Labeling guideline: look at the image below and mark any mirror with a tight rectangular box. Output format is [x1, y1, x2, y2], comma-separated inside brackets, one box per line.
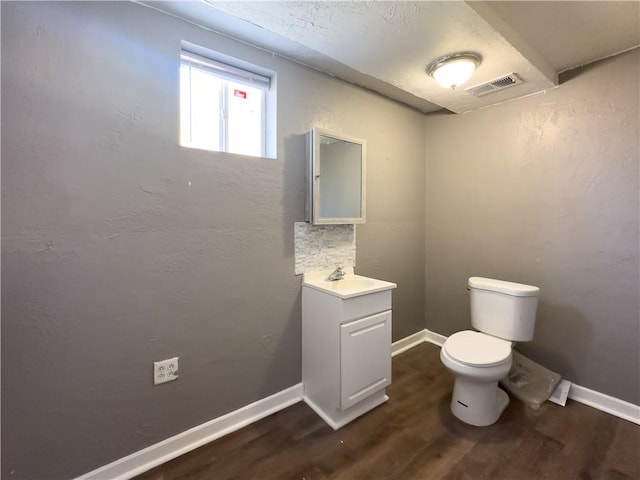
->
[305, 127, 366, 224]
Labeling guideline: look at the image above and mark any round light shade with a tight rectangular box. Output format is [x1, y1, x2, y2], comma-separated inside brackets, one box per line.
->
[427, 52, 481, 89]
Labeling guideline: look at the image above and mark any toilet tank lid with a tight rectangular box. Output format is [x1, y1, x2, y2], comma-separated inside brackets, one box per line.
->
[468, 277, 540, 297]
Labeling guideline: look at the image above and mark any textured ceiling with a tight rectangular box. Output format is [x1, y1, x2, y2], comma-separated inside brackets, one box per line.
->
[487, 1, 640, 72]
[143, 0, 640, 113]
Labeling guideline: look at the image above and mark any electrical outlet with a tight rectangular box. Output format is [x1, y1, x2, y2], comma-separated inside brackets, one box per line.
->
[154, 357, 179, 385]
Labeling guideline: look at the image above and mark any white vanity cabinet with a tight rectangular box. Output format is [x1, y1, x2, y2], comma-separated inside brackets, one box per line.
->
[302, 281, 395, 430]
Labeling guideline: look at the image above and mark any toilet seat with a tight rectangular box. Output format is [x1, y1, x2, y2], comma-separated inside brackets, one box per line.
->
[444, 330, 511, 367]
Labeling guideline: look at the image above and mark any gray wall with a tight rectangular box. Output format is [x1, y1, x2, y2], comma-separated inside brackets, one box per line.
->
[425, 49, 639, 405]
[1, 2, 426, 478]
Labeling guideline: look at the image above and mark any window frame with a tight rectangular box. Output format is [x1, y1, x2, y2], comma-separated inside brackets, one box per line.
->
[180, 48, 273, 158]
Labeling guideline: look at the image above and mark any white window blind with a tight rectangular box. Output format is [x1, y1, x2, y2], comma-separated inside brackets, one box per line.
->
[180, 51, 270, 91]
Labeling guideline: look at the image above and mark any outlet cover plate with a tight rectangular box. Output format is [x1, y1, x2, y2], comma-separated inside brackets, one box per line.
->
[154, 357, 179, 385]
[549, 379, 571, 406]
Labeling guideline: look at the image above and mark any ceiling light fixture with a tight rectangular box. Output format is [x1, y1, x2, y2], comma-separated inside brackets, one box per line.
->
[426, 52, 482, 90]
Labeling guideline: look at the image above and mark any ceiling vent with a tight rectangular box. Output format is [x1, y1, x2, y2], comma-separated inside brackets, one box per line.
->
[465, 73, 523, 97]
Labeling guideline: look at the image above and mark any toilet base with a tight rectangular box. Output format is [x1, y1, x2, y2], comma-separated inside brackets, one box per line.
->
[450, 378, 510, 426]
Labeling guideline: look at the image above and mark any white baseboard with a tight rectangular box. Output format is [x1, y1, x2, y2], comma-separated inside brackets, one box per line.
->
[75, 383, 304, 480]
[391, 328, 447, 356]
[392, 329, 427, 356]
[569, 383, 640, 425]
[397, 328, 640, 425]
[423, 329, 447, 347]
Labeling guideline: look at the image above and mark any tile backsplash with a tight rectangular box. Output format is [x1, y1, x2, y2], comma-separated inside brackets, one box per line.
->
[294, 222, 356, 275]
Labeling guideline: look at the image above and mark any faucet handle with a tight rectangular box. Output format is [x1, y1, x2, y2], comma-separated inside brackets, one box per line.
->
[325, 265, 346, 281]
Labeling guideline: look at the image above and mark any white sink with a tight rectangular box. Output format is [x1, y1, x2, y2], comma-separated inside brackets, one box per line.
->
[303, 267, 397, 299]
[325, 277, 376, 291]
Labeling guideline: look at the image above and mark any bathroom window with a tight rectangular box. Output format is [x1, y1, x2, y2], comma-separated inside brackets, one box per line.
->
[180, 48, 274, 158]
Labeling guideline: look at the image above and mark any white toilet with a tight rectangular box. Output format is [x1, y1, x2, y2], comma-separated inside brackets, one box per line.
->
[440, 276, 540, 427]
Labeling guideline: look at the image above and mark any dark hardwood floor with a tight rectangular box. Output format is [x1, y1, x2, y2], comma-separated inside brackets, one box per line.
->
[136, 343, 639, 480]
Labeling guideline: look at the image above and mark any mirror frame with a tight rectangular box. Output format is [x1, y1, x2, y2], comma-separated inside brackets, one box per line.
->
[305, 127, 367, 225]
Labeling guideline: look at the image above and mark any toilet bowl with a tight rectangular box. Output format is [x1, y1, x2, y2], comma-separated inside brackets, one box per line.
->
[440, 277, 540, 427]
[440, 330, 513, 426]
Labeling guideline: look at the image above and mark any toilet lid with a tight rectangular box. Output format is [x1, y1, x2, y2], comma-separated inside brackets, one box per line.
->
[444, 330, 512, 367]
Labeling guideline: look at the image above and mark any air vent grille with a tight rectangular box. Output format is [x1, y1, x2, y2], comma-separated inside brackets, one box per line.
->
[465, 73, 523, 97]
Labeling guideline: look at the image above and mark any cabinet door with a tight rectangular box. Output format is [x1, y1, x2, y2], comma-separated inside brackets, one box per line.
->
[306, 127, 366, 225]
[340, 310, 392, 410]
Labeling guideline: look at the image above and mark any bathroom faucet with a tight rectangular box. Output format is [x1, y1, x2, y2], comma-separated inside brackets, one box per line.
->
[326, 266, 346, 281]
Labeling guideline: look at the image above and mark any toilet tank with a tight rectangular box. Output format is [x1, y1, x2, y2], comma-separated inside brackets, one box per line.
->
[469, 277, 540, 342]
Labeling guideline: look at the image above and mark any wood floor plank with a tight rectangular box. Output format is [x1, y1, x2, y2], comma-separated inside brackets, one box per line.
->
[135, 343, 640, 480]
[599, 419, 640, 480]
[440, 402, 536, 479]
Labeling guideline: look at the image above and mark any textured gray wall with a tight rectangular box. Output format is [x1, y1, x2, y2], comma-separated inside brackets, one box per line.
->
[1, 2, 425, 478]
[425, 49, 639, 405]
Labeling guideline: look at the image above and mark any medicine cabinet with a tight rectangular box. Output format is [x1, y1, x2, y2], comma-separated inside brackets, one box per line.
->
[305, 127, 366, 225]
